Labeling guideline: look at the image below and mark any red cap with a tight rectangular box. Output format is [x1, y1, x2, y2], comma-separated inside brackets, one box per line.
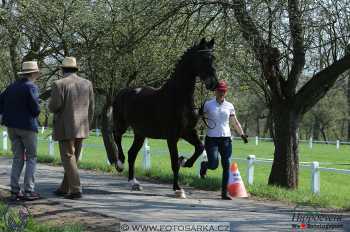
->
[216, 80, 228, 92]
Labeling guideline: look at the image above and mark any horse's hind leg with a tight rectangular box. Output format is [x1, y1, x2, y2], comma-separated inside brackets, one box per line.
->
[128, 134, 145, 191]
[179, 129, 204, 168]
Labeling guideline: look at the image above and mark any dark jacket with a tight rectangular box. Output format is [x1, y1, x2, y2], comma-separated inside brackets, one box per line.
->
[0, 78, 40, 132]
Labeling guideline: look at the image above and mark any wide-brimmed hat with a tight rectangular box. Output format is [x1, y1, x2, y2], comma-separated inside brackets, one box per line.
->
[17, 61, 40, 75]
[61, 57, 78, 69]
[216, 80, 228, 92]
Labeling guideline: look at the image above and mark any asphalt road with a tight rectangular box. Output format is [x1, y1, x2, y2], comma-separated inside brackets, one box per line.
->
[0, 157, 348, 232]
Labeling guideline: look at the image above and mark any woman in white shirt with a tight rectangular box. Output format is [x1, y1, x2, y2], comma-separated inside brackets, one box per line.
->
[200, 80, 248, 200]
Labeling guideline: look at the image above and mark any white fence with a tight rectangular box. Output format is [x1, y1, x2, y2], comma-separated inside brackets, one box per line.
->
[92, 130, 349, 150]
[3, 127, 350, 149]
[253, 136, 348, 149]
[241, 155, 350, 195]
[91, 128, 350, 149]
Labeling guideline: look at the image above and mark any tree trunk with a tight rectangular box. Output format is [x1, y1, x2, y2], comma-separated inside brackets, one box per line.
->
[312, 118, 320, 140]
[44, 113, 49, 127]
[243, 120, 248, 134]
[263, 111, 272, 137]
[101, 98, 118, 165]
[320, 126, 328, 143]
[9, 37, 19, 80]
[256, 116, 260, 137]
[308, 125, 313, 140]
[268, 100, 300, 188]
[347, 47, 350, 141]
[347, 75, 350, 140]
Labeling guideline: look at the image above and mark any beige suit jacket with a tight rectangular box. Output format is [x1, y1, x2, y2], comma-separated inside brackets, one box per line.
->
[49, 73, 94, 141]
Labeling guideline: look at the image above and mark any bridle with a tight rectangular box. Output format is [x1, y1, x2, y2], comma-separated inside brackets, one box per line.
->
[194, 85, 217, 130]
[192, 48, 217, 129]
[198, 100, 217, 130]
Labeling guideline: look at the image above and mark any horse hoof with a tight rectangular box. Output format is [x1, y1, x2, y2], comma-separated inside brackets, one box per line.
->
[175, 189, 186, 199]
[184, 160, 194, 168]
[131, 184, 143, 191]
[178, 156, 187, 167]
[115, 160, 124, 173]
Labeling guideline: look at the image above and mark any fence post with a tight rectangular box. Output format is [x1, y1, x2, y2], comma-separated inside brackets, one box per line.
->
[255, 136, 259, 146]
[247, 155, 256, 185]
[2, 130, 8, 152]
[79, 147, 84, 161]
[311, 161, 320, 194]
[309, 137, 313, 149]
[48, 136, 54, 156]
[336, 140, 340, 150]
[96, 128, 100, 137]
[143, 138, 151, 171]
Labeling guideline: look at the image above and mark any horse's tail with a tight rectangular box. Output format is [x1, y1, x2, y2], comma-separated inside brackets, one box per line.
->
[112, 89, 127, 132]
[112, 90, 123, 146]
[111, 89, 129, 172]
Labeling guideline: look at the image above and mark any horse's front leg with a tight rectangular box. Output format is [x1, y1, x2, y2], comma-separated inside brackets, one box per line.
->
[167, 138, 182, 191]
[179, 129, 204, 168]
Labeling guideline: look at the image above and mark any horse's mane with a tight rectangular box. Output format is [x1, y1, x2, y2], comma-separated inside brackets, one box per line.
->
[162, 43, 202, 90]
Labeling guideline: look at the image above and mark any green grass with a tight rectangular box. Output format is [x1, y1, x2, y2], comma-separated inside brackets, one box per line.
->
[0, 202, 82, 232]
[1, 127, 350, 209]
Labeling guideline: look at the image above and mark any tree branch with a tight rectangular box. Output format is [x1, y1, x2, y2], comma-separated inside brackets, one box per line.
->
[229, 0, 288, 100]
[286, 0, 305, 93]
[230, 0, 267, 62]
[295, 53, 350, 114]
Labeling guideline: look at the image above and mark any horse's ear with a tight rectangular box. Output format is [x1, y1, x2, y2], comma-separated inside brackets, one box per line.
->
[199, 38, 206, 46]
[208, 39, 215, 48]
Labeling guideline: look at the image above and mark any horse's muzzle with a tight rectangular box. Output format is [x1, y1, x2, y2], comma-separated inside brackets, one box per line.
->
[205, 78, 218, 91]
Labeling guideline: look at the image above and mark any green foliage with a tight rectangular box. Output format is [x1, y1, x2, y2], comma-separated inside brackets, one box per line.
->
[0, 202, 82, 232]
[301, 81, 348, 140]
[0, 0, 349, 140]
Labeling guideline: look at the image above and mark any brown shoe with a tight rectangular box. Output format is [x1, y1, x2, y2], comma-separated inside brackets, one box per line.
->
[64, 192, 82, 200]
[221, 192, 233, 200]
[200, 161, 208, 179]
[23, 191, 41, 201]
[9, 191, 24, 201]
[53, 189, 67, 197]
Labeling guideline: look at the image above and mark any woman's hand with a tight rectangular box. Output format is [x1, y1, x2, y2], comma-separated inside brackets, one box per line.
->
[241, 134, 248, 144]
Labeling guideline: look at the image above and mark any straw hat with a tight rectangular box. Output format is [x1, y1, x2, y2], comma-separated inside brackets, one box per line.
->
[61, 57, 78, 69]
[17, 61, 40, 75]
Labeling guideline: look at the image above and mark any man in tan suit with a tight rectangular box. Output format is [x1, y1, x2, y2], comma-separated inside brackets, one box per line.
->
[49, 57, 94, 199]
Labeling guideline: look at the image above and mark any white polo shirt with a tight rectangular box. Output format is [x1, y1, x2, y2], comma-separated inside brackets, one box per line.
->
[203, 98, 235, 137]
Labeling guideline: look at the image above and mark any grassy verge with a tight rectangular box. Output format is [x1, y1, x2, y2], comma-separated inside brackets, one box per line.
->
[0, 202, 82, 232]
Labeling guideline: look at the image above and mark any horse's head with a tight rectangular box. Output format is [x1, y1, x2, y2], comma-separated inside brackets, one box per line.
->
[191, 38, 218, 91]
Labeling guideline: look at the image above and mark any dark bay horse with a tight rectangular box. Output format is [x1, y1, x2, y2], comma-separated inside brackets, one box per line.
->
[112, 38, 218, 195]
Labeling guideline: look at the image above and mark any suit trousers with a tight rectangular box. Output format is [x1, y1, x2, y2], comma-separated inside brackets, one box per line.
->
[58, 139, 83, 194]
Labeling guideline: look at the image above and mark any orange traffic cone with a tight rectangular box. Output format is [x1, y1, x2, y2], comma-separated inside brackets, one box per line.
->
[227, 162, 248, 198]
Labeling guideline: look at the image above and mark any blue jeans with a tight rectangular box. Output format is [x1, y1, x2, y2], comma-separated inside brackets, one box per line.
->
[204, 136, 232, 194]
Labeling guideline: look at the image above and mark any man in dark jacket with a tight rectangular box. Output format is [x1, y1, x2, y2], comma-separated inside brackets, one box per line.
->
[0, 61, 41, 201]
